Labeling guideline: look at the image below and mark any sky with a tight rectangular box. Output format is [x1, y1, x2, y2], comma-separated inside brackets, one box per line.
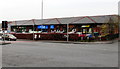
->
[0, 0, 119, 22]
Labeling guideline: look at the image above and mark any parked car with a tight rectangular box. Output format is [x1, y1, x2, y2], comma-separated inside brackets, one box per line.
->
[2, 34, 17, 41]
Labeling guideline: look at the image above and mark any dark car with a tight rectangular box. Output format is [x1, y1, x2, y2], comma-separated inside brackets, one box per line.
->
[2, 34, 17, 41]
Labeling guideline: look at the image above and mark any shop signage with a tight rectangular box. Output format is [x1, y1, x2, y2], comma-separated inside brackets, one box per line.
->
[81, 25, 90, 27]
[37, 25, 48, 29]
[50, 25, 54, 29]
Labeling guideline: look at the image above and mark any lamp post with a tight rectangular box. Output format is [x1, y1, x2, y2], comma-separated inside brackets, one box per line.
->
[41, 0, 43, 20]
[41, 0, 44, 32]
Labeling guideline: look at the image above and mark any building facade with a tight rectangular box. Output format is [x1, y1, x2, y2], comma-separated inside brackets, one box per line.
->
[8, 15, 119, 41]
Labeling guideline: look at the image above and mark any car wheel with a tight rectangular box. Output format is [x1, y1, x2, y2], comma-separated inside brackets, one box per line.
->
[9, 39, 11, 41]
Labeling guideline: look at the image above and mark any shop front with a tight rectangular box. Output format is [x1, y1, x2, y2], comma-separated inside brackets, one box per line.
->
[10, 23, 108, 41]
[9, 15, 119, 41]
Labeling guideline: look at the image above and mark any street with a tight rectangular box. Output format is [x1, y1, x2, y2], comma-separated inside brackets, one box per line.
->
[2, 40, 118, 67]
[0, 40, 2, 68]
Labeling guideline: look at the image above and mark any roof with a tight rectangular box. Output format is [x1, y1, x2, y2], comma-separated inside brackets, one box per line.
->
[8, 15, 119, 26]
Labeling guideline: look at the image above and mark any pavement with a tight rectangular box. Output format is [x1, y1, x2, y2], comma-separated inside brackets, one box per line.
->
[43, 40, 115, 44]
[23, 38, 118, 44]
[0, 40, 11, 45]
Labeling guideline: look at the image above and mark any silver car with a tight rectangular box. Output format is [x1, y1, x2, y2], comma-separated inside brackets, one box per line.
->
[2, 34, 17, 41]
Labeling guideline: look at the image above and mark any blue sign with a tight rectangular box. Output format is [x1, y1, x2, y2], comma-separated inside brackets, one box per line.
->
[45, 25, 48, 29]
[50, 25, 54, 29]
[37, 25, 48, 29]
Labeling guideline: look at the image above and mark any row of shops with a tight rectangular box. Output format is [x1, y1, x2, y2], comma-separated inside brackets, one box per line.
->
[7, 15, 119, 41]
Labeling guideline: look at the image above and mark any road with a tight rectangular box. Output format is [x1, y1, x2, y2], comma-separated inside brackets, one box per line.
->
[2, 40, 118, 67]
[0, 40, 2, 68]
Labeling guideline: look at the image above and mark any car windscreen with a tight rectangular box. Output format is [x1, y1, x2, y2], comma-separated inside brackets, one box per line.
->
[7, 34, 16, 38]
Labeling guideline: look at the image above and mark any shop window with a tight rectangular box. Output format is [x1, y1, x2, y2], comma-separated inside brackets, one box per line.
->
[88, 28, 92, 33]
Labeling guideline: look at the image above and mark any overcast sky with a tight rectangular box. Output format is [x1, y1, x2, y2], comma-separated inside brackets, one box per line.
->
[0, 0, 119, 22]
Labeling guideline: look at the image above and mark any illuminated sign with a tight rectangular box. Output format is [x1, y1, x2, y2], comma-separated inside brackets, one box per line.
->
[81, 25, 90, 27]
[50, 25, 54, 29]
[37, 25, 48, 29]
